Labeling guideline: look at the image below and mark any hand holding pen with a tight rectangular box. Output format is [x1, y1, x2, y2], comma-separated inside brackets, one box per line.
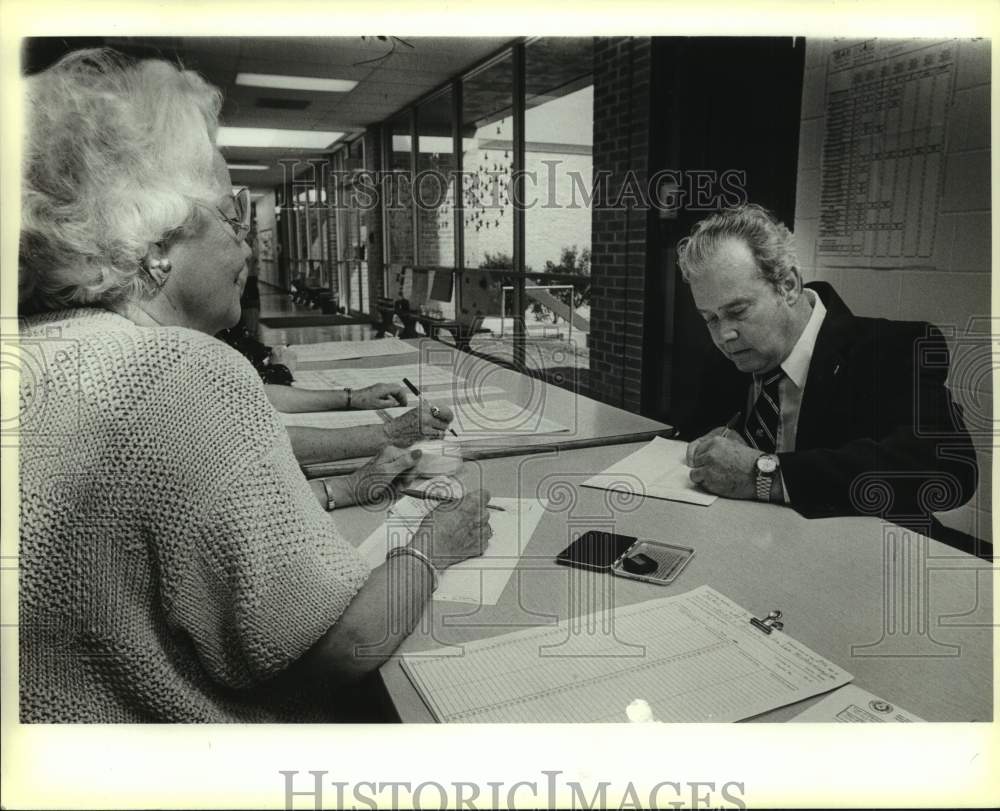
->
[686, 411, 743, 466]
[720, 411, 743, 440]
[402, 377, 459, 438]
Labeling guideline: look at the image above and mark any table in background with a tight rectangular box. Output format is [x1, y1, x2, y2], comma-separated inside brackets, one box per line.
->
[331, 442, 993, 723]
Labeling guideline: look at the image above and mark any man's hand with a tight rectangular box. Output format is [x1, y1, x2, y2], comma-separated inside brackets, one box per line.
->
[686, 434, 759, 500]
[351, 383, 408, 409]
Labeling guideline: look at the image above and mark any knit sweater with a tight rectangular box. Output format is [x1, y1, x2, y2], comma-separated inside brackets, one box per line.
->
[18, 308, 370, 722]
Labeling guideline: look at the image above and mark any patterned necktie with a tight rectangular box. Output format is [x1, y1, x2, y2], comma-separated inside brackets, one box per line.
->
[742, 369, 784, 452]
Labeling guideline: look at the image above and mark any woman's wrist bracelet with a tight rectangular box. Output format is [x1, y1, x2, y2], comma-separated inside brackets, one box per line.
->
[386, 545, 439, 592]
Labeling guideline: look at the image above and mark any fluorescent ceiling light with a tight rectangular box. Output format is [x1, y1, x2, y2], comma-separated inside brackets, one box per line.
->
[227, 163, 270, 171]
[236, 72, 358, 93]
[218, 127, 343, 150]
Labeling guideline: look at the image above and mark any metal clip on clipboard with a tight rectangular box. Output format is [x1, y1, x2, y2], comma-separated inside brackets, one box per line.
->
[750, 609, 784, 634]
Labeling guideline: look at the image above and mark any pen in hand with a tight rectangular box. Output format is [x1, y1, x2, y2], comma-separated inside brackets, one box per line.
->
[721, 411, 743, 440]
[402, 376, 459, 438]
[401, 486, 505, 511]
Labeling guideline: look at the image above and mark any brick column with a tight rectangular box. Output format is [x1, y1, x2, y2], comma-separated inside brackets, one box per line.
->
[587, 36, 652, 413]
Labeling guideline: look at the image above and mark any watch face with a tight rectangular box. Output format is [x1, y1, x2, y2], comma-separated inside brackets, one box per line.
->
[757, 455, 778, 474]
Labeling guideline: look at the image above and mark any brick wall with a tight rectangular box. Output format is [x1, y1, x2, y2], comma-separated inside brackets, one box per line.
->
[795, 38, 991, 542]
[587, 36, 652, 412]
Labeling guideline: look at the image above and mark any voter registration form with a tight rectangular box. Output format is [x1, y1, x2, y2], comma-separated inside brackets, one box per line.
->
[402, 586, 852, 723]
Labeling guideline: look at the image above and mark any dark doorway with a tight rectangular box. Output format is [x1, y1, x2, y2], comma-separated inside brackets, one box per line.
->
[642, 37, 807, 425]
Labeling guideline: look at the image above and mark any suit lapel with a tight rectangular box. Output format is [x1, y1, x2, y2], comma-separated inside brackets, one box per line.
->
[796, 283, 855, 450]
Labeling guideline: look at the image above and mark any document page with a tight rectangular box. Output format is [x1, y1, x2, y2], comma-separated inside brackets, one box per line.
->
[401, 585, 852, 722]
[357, 495, 547, 605]
[582, 436, 716, 506]
[280, 397, 560, 440]
[291, 337, 418, 362]
[790, 684, 925, 722]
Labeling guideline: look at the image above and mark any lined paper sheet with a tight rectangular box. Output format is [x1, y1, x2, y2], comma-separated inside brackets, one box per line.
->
[291, 337, 418, 362]
[357, 496, 547, 605]
[279, 398, 565, 440]
[582, 436, 717, 506]
[293, 364, 463, 391]
[401, 585, 852, 722]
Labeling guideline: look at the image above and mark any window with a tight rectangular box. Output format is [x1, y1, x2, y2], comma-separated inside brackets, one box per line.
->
[385, 111, 414, 267]
[461, 53, 514, 271]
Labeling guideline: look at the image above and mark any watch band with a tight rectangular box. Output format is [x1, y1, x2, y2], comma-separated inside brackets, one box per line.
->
[386, 545, 439, 591]
[755, 470, 772, 501]
[755, 455, 777, 502]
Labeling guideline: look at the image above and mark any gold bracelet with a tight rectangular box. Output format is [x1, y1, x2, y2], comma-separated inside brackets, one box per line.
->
[386, 545, 439, 592]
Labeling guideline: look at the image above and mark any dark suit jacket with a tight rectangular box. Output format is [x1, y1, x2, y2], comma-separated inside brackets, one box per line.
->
[677, 282, 978, 525]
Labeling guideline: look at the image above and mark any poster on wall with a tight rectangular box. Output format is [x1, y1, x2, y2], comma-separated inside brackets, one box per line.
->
[817, 39, 956, 267]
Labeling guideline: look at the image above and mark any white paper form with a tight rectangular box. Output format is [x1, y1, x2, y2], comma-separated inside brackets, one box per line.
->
[279, 398, 561, 441]
[357, 496, 547, 605]
[790, 684, 925, 722]
[582, 435, 716, 506]
[292, 364, 463, 391]
[448, 398, 568, 439]
[291, 337, 418, 362]
[401, 585, 853, 723]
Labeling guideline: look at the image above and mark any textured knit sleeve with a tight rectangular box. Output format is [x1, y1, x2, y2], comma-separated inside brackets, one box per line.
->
[143, 333, 370, 689]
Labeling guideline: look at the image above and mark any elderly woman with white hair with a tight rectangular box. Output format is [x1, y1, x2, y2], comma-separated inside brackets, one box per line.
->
[18, 49, 491, 722]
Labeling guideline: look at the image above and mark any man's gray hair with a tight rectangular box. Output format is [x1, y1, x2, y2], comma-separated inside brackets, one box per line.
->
[676, 203, 799, 292]
[20, 48, 223, 313]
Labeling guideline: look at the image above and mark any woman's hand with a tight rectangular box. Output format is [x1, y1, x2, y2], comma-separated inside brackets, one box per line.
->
[384, 400, 454, 446]
[410, 489, 493, 570]
[269, 344, 298, 372]
[317, 446, 421, 509]
[351, 383, 408, 410]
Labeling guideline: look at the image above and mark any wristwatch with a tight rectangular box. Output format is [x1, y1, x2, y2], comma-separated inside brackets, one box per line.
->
[754, 454, 779, 501]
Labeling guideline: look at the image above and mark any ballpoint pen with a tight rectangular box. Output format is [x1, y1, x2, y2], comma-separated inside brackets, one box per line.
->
[721, 411, 743, 439]
[402, 376, 459, 437]
[401, 487, 506, 511]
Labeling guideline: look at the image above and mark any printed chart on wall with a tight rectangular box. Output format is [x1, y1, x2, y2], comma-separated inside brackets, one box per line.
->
[818, 40, 956, 267]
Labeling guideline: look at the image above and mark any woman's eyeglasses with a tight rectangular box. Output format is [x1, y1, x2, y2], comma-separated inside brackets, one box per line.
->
[195, 187, 252, 244]
[217, 187, 252, 244]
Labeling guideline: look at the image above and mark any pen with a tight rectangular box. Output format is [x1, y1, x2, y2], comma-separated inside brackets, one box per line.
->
[402, 376, 459, 437]
[721, 411, 742, 439]
[401, 488, 506, 511]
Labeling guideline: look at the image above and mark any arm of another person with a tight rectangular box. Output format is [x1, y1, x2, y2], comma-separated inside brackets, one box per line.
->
[779, 324, 978, 519]
[264, 382, 408, 413]
[285, 401, 455, 466]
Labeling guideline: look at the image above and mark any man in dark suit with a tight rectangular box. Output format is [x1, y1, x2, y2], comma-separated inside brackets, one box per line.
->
[677, 204, 977, 544]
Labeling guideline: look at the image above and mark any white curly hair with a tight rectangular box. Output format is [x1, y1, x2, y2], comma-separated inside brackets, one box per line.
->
[20, 48, 223, 313]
